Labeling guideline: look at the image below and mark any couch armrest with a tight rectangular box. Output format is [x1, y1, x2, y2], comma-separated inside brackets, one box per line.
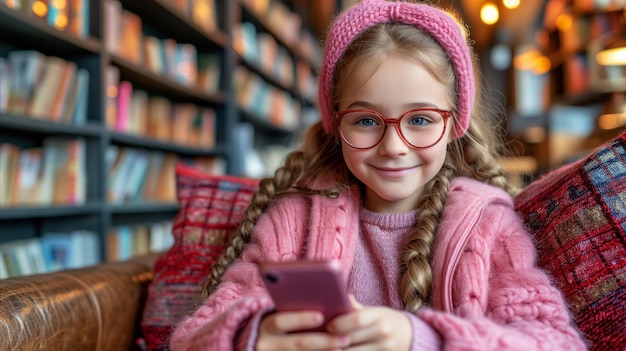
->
[0, 253, 160, 351]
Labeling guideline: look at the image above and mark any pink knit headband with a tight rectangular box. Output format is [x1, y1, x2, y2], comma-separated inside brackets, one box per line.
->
[318, 0, 475, 137]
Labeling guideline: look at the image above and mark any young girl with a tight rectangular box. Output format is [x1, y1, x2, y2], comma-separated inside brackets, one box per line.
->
[170, 0, 586, 350]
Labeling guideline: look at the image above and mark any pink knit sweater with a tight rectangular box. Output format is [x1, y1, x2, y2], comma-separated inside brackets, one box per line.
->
[170, 177, 587, 351]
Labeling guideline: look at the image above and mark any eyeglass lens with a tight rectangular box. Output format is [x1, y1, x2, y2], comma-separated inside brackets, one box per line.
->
[339, 109, 447, 149]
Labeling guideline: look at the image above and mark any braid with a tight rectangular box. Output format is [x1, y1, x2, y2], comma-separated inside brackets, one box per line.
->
[200, 150, 308, 298]
[399, 163, 454, 311]
[200, 122, 346, 299]
[451, 85, 521, 197]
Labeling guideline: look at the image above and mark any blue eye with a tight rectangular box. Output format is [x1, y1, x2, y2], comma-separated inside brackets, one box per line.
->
[408, 116, 429, 125]
[356, 117, 379, 127]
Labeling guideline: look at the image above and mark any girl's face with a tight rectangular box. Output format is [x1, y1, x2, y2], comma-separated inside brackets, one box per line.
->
[337, 56, 454, 213]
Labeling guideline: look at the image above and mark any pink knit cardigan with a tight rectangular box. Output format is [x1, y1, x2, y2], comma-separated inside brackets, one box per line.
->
[170, 177, 587, 351]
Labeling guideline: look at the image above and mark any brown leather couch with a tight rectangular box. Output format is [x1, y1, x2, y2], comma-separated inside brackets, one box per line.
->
[0, 253, 160, 351]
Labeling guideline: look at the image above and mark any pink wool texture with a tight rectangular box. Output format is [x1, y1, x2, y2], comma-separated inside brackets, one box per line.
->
[318, 0, 475, 137]
[169, 177, 587, 351]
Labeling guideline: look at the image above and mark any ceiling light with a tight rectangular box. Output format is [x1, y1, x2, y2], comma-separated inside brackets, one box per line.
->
[502, 0, 520, 9]
[481, 3, 499, 25]
[596, 21, 626, 67]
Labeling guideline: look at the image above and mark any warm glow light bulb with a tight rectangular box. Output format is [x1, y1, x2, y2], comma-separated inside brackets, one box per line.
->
[596, 47, 626, 66]
[32, 0, 48, 17]
[503, 0, 520, 9]
[555, 13, 572, 31]
[481, 3, 499, 25]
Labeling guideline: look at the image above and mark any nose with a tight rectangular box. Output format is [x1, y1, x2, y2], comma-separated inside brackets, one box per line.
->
[377, 124, 409, 157]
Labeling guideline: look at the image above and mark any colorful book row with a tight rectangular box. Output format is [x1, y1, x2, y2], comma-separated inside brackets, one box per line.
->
[106, 222, 174, 263]
[104, 0, 221, 92]
[0, 138, 86, 208]
[0, 221, 175, 279]
[105, 146, 225, 205]
[105, 66, 217, 149]
[0, 51, 89, 124]
[0, 230, 99, 279]
[233, 67, 301, 130]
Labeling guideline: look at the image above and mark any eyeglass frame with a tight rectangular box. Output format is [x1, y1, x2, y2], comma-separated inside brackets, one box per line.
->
[335, 107, 453, 150]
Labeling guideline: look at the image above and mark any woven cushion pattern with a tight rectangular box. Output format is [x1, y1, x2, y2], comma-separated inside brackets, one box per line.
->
[514, 131, 626, 351]
[140, 164, 258, 350]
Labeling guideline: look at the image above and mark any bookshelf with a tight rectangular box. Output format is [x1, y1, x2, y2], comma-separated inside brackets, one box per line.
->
[515, 0, 625, 173]
[0, 0, 322, 277]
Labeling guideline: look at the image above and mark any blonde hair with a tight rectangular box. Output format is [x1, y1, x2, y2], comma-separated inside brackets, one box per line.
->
[201, 22, 517, 312]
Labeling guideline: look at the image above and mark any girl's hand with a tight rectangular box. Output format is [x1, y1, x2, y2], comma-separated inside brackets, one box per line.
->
[256, 310, 350, 351]
[326, 296, 412, 351]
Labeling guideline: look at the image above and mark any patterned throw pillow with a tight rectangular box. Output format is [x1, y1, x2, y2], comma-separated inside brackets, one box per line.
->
[514, 131, 626, 351]
[140, 163, 258, 351]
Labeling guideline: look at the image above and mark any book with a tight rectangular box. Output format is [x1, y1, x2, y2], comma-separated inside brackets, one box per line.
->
[171, 103, 196, 145]
[0, 238, 45, 277]
[103, 0, 121, 54]
[0, 143, 21, 207]
[123, 149, 150, 202]
[42, 137, 86, 205]
[0, 57, 10, 112]
[27, 56, 68, 119]
[24, 238, 47, 274]
[49, 59, 77, 121]
[117, 226, 132, 261]
[197, 53, 221, 94]
[141, 151, 165, 201]
[47, 0, 69, 31]
[68, 0, 90, 38]
[149, 221, 174, 252]
[39, 143, 58, 205]
[129, 89, 148, 135]
[162, 38, 179, 79]
[143, 35, 164, 74]
[7, 50, 46, 115]
[198, 107, 216, 149]
[0, 249, 8, 279]
[63, 68, 89, 124]
[147, 96, 171, 140]
[191, 0, 217, 33]
[154, 153, 178, 202]
[13, 147, 44, 206]
[107, 147, 136, 203]
[41, 231, 99, 271]
[174, 43, 197, 86]
[105, 65, 120, 129]
[115, 80, 133, 132]
[118, 10, 143, 64]
[132, 226, 151, 257]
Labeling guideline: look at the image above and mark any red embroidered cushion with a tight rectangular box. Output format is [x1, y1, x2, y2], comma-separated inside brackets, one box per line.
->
[514, 131, 626, 351]
[140, 163, 258, 351]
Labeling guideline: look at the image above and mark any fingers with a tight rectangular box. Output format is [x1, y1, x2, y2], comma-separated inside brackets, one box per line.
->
[326, 306, 412, 351]
[257, 311, 351, 351]
[257, 332, 350, 351]
[260, 311, 324, 334]
[349, 294, 363, 310]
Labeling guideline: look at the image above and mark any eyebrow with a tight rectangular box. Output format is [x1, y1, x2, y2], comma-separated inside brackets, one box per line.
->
[344, 101, 443, 110]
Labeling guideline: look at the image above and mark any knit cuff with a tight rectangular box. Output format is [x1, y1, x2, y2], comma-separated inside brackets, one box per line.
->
[402, 311, 441, 351]
[235, 307, 274, 351]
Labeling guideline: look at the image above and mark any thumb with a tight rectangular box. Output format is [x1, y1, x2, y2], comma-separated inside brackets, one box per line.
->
[348, 294, 363, 310]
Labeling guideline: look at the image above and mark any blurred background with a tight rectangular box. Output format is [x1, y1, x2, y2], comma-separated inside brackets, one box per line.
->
[0, 0, 623, 275]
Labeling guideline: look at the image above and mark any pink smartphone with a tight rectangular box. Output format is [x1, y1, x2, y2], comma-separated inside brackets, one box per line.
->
[258, 260, 353, 332]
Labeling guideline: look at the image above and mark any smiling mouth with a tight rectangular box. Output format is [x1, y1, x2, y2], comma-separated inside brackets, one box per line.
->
[371, 165, 419, 177]
[373, 165, 418, 172]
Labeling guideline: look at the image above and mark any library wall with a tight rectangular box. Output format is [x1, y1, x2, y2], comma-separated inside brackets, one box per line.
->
[0, 0, 322, 278]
